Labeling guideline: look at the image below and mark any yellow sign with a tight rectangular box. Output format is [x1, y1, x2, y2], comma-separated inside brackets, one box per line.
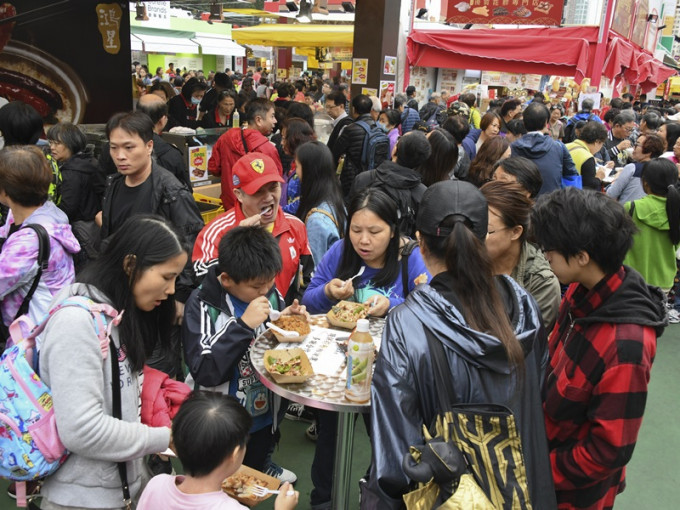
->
[96, 3, 122, 55]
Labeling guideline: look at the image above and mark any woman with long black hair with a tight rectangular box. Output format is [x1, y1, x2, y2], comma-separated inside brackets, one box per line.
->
[365, 180, 556, 509]
[38, 215, 187, 508]
[624, 157, 680, 291]
[294, 141, 346, 263]
[302, 187, 429, 317]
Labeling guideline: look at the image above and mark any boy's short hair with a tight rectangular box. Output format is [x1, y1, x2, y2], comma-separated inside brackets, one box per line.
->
[217, 226, 282, 284]
[173, 391, 252, 478]
[245, 98, 275, 124]
[531, 188, 636, 275]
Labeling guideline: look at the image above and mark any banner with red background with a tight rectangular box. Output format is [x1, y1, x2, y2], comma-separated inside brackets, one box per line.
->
[446, 0, 563, 26]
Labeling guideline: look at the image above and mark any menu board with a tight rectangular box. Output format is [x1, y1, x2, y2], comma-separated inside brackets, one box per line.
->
[447, 0, 563, 26]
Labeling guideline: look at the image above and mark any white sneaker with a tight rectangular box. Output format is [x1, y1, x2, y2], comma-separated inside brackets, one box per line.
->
[264, 462, 298, 484]
[667, 307, 680, 324]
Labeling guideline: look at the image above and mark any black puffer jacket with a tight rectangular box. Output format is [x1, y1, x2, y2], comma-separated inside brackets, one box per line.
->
[58, 151, 103, 223]
[365, 272, 557, 509]
[332, 114, 384, 197]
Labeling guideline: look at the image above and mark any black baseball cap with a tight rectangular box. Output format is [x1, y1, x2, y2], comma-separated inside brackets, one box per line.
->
[416, 180, 488, 240]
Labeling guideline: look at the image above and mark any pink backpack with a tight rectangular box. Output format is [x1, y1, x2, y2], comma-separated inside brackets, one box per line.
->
[0, 296, 121, 507]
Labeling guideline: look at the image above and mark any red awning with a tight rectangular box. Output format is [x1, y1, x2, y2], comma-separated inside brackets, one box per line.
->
[603, 35, 676, 90]
[407, 26, 676, 90]
[407, 27, 592, 82]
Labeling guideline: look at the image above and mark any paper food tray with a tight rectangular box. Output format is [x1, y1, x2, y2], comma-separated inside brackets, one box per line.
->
[222, 464, 279, 507]
[263, 348, 314, 383]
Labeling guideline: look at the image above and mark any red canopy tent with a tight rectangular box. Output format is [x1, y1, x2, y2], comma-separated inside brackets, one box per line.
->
[406, 26, 676, 91]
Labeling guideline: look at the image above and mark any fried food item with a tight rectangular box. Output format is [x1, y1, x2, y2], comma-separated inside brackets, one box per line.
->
[535, 2, 553, 14]
[222, 473, 268, 500]
[493, 6, 509, 16]
[273, 315, 311, 336]
[472, 6, 489, 16]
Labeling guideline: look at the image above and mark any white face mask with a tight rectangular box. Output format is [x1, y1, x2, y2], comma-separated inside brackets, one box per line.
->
[191, 96, 201, 105]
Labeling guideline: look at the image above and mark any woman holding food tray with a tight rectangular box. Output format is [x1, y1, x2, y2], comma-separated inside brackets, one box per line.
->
[302, 188, 430, 317]
[301, 187, 430, 510]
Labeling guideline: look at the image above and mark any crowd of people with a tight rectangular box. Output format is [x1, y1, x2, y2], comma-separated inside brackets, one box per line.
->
[0, 64, 675, 510]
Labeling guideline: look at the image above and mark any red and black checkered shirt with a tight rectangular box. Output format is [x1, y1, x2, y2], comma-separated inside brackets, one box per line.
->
[544, 267, 658, 510]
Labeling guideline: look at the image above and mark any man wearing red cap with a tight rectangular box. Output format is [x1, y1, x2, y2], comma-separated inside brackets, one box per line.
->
[193, 153, 313, 303]
[208, 98, 282, 210]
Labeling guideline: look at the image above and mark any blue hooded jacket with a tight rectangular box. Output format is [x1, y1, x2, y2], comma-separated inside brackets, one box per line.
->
[511, 133, 578, 195]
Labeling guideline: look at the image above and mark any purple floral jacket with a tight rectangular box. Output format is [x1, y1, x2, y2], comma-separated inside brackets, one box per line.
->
[0, 201, 80, 330]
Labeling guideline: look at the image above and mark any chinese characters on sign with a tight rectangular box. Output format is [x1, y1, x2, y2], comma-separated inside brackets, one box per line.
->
[96, 3, 122, 54]
[447, 0, 563, 26]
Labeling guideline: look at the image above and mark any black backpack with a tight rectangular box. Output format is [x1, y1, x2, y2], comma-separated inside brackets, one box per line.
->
[373, 181, 418, 238]
[356, 120, 390, 172]
[563, 113, 594, 143]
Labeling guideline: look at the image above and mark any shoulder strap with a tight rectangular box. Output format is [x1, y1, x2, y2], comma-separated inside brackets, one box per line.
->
[305, 207, 339, 228]
[8, 296, 121, 355]
[108, 338, 131, 509]
[424, 328, 457, 413]
[400, 240, 418, 299]
[14, 224, 51, 321]
[240, 128, 249, 154]
[629, 200, 636, 217]
[356, 120, 372, 167]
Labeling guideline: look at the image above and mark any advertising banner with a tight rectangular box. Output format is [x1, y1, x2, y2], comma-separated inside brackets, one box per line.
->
[481, 71, 542, 90]
[0, 1, 133, 124]
[379, 80, 395, 108]
[352, 58, 368, 85]
[447, 0, 563, 26]
[189, 146, 210, 183]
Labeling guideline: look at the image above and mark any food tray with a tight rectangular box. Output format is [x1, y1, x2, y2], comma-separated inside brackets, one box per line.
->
[263, 348, 314, 383]
[270, 315, 311, 343]
[222, 464, 279, 507]
[326, 300, 368, 330]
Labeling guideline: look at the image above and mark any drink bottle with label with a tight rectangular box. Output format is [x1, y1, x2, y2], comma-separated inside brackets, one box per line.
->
[345, 319, 374, 403]
[232, 110, 240, 128]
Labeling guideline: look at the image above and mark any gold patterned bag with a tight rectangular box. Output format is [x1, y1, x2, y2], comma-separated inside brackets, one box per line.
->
[401, 329, 532, 510]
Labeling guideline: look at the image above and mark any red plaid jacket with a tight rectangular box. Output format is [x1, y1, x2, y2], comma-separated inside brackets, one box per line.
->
[544, 267, 664, 509]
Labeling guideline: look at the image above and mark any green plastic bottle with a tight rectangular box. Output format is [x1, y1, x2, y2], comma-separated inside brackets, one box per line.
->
[345, 319, 374, 403]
